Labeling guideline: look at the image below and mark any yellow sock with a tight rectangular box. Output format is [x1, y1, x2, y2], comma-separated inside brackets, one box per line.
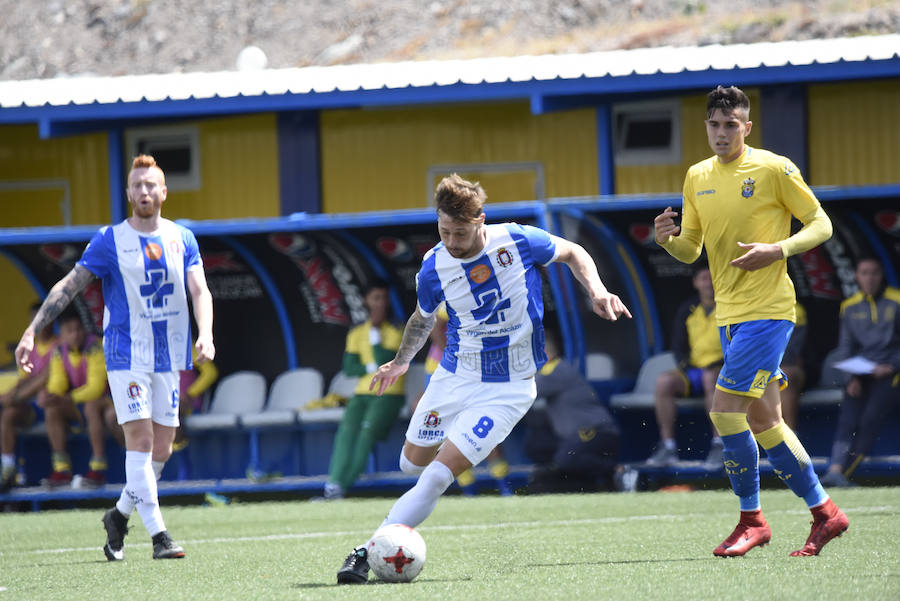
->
[708, 412, 750, 437]
[52, 452, 71, 473]
[89, 457, 108, 472]
[754, 421, 810, 462]
[456, 468, 475, 487]
[489, 459, 509, 480]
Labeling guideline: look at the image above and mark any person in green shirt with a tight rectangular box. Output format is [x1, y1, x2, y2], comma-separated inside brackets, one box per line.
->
[321, 280, 405, 500]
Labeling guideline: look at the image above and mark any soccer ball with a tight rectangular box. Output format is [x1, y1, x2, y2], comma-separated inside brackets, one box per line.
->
[366, 523, 427, 582]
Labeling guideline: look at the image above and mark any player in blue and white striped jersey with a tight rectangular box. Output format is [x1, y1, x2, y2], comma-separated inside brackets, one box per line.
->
[337, 174, 631, 584]
[15, 155, 214, 561]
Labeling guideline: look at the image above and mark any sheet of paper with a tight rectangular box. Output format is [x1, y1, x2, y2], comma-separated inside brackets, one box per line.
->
[832, 356, 877, 375]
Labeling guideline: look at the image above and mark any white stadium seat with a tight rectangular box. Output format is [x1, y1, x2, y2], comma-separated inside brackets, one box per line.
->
[610, 352, 684, 409]
[585, 352, 615, 380]
[241, 367, 324, 428]
[185, 371, 266, 430]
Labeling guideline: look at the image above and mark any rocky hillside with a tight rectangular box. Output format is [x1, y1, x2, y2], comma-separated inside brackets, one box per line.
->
[1, 0, 898, 80]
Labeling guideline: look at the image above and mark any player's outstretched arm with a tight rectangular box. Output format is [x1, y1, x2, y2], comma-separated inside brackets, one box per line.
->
[553, 238, 632, 321]
[187, 269, 215, 363]
[15, 265, 95, 373]
[370, 309, 436, 396]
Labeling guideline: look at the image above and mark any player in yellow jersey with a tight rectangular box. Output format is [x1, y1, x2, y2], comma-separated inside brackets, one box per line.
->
[654, 85, 848, 557]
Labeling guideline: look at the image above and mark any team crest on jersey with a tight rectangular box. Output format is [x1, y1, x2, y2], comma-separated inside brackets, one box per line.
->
[423, 411, 441, 428]
[144, 242, 163, 261]
[741, 177, 756, 198]
[126, 381, 142, 400]
[468, 264, 492, 284]
[496, 247, 514, 268]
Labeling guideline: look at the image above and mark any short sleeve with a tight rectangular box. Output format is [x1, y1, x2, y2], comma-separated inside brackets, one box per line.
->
[415, 253, 442, 316]
[182, 227, 203, 271]
[77, 228, 111, 278]
[777, 159, 820, 220]
[517, 224, 558, 265]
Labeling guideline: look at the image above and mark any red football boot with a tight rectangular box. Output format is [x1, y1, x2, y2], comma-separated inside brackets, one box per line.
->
[713, 510, 772, 557]
[82, 470, 107, 488]
[790, 499, 849, 556]
[45, 470, 73, 488]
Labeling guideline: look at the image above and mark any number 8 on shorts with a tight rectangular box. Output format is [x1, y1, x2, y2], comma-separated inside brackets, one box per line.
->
[472, 416, 494, 439]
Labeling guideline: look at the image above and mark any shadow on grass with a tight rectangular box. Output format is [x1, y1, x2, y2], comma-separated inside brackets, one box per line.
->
[19, 559, 111, 569]
[292, 576, 474, 589]
[528, 557, 719, 568]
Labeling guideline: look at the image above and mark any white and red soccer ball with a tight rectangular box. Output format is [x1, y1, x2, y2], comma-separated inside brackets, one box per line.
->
[366, 523, 427, 583]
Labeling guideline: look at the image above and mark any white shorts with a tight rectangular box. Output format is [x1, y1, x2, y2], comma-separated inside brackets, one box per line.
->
[107, 370, 180, 426]
[406, 366, 536, 466]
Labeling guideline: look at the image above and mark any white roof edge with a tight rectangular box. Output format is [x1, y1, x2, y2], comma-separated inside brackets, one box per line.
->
[0, 34, 897, 110]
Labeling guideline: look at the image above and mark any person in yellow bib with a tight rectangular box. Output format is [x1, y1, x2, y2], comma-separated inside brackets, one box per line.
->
[654, 85, 847, 558]
[0, 304, 57, 492]
[321, 280, 406, 500]
[40, 310, 122, 488]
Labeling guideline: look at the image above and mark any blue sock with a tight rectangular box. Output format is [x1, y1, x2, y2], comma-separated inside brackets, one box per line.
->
[756, 422, 828, 508]
[721, 429, 760, 511]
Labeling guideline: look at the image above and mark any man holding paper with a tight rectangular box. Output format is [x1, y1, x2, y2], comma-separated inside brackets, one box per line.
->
[822, 257, 900, 487]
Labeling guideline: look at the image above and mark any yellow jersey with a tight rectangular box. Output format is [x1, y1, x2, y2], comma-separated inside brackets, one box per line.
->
[679, 146, 822, 326]
[345, 320, 405, 396]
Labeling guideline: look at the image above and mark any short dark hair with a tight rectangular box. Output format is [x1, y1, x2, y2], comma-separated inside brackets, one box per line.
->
[691, 257, 710, 277]
[435, 174, 486, 223]
[856, 255, 882, 269]
[364, 278, 390, 296]
[58, 308, 82, 326]
[707, 86, 750, 119]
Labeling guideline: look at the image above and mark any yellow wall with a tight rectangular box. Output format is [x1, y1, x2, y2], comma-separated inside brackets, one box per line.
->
[0, 125, 110, 227]
[0, 255, 39, 366]
[808, 80, 900, 186]
[320, 102, 598, 212]
[615, 89, 763, 194]
[161, 113, 281, 220]
[0, 113, 281, 228]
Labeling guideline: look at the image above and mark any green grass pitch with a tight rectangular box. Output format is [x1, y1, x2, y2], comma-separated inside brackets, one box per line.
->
[1, 487, 898, 601]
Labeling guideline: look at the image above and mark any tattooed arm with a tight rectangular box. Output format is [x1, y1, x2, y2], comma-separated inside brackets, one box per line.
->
[15, 264, 96, 372]
[369, 308, 436, 396]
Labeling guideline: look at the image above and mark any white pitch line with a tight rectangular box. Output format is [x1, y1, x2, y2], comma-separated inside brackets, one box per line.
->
[8, 505, 894, 557]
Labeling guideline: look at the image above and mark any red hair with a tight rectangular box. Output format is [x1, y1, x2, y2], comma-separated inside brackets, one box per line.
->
[129, 154, 166, 184]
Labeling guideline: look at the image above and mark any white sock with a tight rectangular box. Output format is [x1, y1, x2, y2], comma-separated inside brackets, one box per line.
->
[117, 459, 167, 517]
[120, 450, 166, 536]
[1, 454, 14, 471]
[663, 439, 676, 450]
[381, 461, 454, 529]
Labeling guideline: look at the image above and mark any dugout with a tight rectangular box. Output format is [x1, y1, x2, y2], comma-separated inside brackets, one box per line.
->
[1, 35, 899, 488]
[1, 35, 899, 364]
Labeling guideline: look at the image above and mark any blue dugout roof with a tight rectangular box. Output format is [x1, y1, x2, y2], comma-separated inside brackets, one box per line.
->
[0, 34, 898, 136]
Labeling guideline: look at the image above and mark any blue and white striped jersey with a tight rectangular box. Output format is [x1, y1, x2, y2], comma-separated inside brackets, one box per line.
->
[416, 223, 558, 382]
[77, 218, 203, 373]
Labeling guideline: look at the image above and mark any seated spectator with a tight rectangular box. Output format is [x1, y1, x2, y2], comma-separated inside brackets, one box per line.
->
[320, 280, 405, 500]
[524, 329, 622, 493]
[779, 302, 808, 431]
[0, 304, 57, 491]
[646, 263, 724, 468]
[40, 310, 122, 488]
[821, 257, 900, 488]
